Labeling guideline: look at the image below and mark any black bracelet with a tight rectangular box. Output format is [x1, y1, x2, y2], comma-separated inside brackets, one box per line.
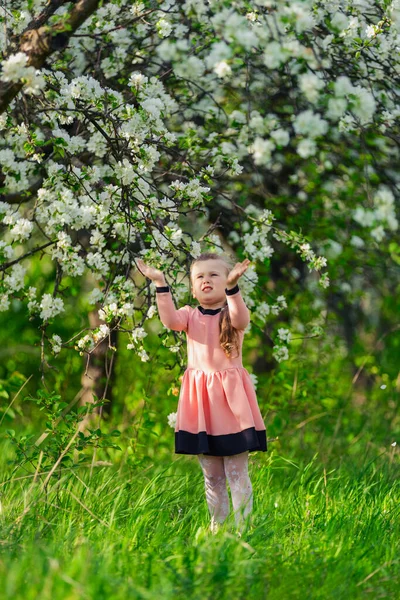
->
[155, 286, 170, 293]
[225, 284, 240, 295]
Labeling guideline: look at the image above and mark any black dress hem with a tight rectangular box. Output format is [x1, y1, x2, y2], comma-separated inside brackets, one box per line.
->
[175, 427, 267, 456]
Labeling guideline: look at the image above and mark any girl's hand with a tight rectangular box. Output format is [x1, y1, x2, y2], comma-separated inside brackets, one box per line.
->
[136, 258, 166, 286]
[226, 258, 251, 289]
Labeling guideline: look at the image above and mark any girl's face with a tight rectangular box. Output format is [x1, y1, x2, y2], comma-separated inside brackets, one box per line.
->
[191, 259, 229, 307]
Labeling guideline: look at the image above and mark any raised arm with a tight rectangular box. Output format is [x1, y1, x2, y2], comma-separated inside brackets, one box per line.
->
[136, 259, 189, 332]
[155, 287, 189, 332]
[225, 258, 252, 330]
[225, 285, 250, 330]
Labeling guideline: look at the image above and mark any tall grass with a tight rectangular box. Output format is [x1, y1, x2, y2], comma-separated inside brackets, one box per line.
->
[0, 436, 399, 599]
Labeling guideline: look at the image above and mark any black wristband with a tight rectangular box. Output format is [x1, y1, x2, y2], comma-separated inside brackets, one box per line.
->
[225, 284, 240, 296]
[156, 286, 170, 293]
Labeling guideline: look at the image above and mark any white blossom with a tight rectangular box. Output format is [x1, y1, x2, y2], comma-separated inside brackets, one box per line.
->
[273, 345, 289, 362]
[39, 294, 65, 321]
[147, 305, 157, 319]
[297, 138, 317, 158]
[214, 61, 232, 78]
[5, 264, 26, 292]
[21, 68, 46, 95]
[129, 71, 148, 88]
[255, 302, 270, 322]
[10, 218, 33, 241]
[26, 287, 38, 313]
[168, 345, 180, 353]
[249, 138, 275, 165]
[276, 295, 287, 309]
[0, 241, 13, 260]
[353, 207, 375, 227]
[131, 3, 145, 17]
[77, 334, 95, 352]
[270, 129, 290, 146]
[167, 412, 177, 428]
[365, 25, 377, 38]
[351, 87, 376, 124]
[190, 241, 202, 258]
[0, 294, 10, 312]
[263, 42, 286, 69]
[88, 288, 104, 304]
[350, 236, 365, 248]
[157, 18, 173, 38]
[277, 328, 291, 343]
[93, 323, 110, 343]
[326, 98, 347, 121]
[230, 110, 247, 124]
[132, 327, 147, 342]
[371, 225, 385, 242]
[299, 73, 324, 103]
[246, 12, 258, 22]
[119, 303, 133, 317]
[293, 110, 328, 139]
[334, 76, 354, 97]
[319, 273, 330, 288]
[0, 52, 28, 82]
[0, 0, 395, 364]
[50, 334, 62, 354]
[138, 348, 149, 362]
[99, 302, 119, 322]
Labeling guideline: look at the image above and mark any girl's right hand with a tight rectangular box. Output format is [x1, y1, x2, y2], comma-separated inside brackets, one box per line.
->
[136, 258, 166, 286]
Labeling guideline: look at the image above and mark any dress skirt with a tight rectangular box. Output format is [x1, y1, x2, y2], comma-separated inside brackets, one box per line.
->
[174, 366, 267, 456]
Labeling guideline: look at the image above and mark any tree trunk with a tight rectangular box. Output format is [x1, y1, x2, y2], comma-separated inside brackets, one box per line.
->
[80, 309, 118, 416]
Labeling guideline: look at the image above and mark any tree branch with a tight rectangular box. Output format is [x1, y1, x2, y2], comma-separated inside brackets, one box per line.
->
[0, 176, 43, 205]
[22, 0, 72, 32]
[0, 0, 107, 114]
[0, 240, 56, 272]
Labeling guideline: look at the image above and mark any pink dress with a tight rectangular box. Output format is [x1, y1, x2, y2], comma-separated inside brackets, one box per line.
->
[156, 284, 267, 456]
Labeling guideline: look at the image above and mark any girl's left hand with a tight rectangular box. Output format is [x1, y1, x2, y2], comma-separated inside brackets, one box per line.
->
[226, 258, 251, 288]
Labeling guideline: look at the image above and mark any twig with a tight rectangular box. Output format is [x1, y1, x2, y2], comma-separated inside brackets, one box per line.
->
[0, 374, 33, 426]
[68, 490, 110, 528]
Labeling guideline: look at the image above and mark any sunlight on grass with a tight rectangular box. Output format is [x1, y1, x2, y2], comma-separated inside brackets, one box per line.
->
[0, 441, 399, 599]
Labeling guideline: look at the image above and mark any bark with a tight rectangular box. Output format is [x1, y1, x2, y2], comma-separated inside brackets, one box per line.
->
[0, 0, 107, 114]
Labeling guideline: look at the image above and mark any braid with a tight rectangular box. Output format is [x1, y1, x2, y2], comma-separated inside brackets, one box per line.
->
[219, 304, 240, 359]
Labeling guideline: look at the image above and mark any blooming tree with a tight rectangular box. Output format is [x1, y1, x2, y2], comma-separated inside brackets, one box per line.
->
[0, 0, 399, 377]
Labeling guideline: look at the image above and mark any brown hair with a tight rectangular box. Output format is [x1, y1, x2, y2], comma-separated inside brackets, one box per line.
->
[190, 253, 240, 359]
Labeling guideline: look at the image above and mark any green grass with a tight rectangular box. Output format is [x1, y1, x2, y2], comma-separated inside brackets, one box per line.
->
[0, 440, 399, 599]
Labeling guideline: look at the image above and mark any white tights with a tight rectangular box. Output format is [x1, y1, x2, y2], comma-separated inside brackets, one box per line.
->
[198, 451, 253, 532]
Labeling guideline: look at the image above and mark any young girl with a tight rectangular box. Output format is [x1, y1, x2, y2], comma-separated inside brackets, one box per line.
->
[136, 253, 267, 533]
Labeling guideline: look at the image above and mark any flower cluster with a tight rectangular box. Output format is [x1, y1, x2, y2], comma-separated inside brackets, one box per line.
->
[253, 296, 288, 324]
[273, 345, 289, 363]
[167, 412, 177, 428]
[273, 230, 330, 288]
[127, 327, 149, 361]
[352, 187, 398, 242]
[0, 52, 45, 95]
[50, 334, 62, 355]
[0, 0, 397, 370]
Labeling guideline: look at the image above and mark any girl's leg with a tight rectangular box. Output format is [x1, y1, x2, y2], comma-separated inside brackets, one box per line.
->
[198, 454, 230, 532]
[224, 451, 253, 531]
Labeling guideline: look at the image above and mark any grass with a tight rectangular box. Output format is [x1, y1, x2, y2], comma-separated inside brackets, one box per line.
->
[0, 437, 399, 600]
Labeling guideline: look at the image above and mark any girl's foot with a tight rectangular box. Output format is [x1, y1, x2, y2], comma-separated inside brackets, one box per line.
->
[210, 516, 221, 534]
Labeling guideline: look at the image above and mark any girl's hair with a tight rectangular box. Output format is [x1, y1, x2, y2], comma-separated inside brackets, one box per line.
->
[190, 253, 240, 359]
